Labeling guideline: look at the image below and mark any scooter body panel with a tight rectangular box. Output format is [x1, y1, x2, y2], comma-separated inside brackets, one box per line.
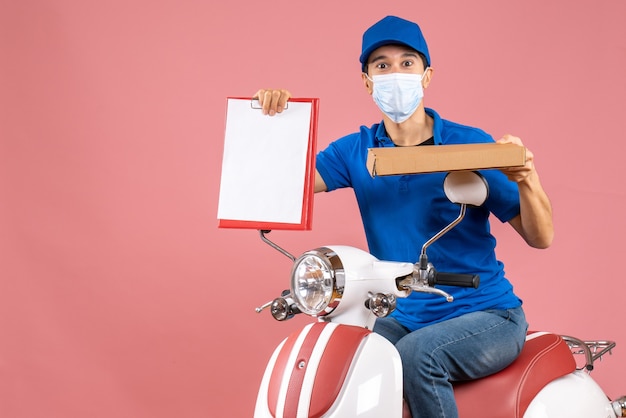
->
[254, 322, 403, 418]
[524, 370, 617, 418]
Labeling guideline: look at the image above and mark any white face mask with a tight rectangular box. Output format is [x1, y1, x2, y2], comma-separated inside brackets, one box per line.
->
[366, 71, 428, 123]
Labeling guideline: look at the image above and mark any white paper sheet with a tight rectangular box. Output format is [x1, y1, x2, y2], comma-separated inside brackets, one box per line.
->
[217, 98, 312, 224]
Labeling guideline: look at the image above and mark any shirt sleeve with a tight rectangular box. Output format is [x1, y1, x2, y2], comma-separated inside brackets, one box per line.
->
[315, 135, 357, 192]
[481, 169, 521, 223]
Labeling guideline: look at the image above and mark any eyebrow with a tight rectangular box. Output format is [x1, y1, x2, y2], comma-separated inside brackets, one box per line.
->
[369, 51, 420, 65]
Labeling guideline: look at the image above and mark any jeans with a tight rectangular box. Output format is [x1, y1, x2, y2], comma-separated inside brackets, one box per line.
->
[373, 307, 528, 418]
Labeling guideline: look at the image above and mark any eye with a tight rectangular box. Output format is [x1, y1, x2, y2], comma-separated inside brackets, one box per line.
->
[402, 60, 414, 68]
[376, 62, 389, 70]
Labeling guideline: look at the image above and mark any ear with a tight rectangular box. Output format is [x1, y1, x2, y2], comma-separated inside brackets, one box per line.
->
[422, 67, 434, 89]
[362, 72, 373, 94]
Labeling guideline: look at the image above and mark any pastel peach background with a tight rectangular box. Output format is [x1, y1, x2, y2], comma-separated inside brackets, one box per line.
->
[1, 1, 625, 417]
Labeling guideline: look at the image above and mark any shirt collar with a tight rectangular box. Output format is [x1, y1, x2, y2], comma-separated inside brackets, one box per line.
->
[374, 108, 443, 147]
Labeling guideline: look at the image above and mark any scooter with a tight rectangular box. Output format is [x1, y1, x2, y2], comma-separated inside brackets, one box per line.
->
[252, 170, 626, 418]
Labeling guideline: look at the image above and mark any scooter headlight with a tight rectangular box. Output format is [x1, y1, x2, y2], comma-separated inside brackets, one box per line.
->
[290, 248, 343, 316]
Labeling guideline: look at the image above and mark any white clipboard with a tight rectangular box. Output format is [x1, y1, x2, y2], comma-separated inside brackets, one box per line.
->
[217, 97, 319, 230]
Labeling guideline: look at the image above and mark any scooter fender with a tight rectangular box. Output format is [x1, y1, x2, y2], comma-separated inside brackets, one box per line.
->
[254, 321, 403, 418]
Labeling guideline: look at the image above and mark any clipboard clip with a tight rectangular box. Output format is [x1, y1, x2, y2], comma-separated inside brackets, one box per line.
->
[251, 99, 288, 110]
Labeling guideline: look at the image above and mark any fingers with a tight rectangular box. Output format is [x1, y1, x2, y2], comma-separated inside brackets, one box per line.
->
[253, 89, 291, 116]
[496, 133, 522, 145]
[496, 134, 536, 182]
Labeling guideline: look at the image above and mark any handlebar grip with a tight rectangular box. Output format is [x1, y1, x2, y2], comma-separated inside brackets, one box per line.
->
[429, 272, 480, 288]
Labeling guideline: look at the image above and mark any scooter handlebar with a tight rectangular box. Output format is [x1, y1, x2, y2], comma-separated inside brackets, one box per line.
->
[429, 272, 480, 289]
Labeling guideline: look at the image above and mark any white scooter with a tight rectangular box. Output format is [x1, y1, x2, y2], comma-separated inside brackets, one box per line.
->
[252, 171, 626, 418]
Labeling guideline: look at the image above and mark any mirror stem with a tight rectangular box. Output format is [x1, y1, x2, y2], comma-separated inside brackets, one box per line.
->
[420, 204, 467, 258]
[259, 230, 296, 261]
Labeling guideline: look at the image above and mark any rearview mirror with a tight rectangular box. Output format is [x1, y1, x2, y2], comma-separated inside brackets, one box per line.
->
[443, 171, 489, 207]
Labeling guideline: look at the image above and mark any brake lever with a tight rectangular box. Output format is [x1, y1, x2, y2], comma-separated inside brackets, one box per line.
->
[397, 269, 454, 302]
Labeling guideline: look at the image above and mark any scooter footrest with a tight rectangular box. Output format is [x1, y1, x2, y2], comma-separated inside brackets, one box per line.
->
[453, 331, 576, 418]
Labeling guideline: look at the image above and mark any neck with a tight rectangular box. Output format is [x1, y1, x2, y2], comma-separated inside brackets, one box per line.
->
[384, 107, 433, 146]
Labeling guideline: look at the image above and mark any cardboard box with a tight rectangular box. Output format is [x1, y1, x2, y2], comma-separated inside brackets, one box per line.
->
[366, 143, 526, 177]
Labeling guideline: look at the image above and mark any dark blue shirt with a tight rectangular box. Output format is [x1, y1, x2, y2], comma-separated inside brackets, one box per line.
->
[315, 108, 523, 331]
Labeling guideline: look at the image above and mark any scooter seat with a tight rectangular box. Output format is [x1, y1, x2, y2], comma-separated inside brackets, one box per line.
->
[452, 331, 577, 418]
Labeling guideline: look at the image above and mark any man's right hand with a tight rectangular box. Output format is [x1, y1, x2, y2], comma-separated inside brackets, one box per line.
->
[253, 89, 291, 116]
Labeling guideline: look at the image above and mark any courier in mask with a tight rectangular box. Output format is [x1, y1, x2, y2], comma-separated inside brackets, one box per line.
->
[254, 15, 553, 418]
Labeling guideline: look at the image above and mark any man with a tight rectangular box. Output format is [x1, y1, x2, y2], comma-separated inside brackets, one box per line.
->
[255, 15, 553, 418]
